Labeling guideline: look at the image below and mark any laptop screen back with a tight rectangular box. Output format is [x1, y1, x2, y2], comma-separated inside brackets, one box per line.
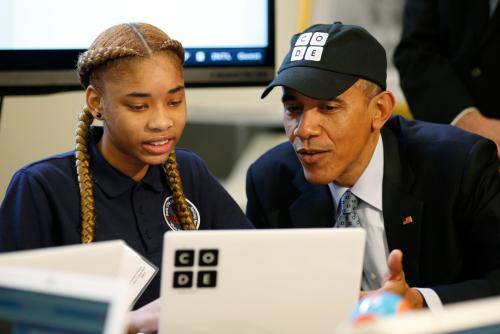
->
[345, 295, 500, 334]
[159, 228, 366, 334]
[0, 267, 127, 334]
[0, 286, 109, 334]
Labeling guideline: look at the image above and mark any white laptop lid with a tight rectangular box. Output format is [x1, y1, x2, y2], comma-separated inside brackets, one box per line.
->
[0, 266, 128, 334]
[342, 295, 500, 334]
[159, 228, 366, 334]
[0, 240, 157, 308]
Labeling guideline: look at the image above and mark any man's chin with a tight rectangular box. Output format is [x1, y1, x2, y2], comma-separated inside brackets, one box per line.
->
[303, 168, 333, 185]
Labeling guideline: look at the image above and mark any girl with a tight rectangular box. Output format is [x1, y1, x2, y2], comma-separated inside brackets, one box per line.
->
[0, 23, 253, 312]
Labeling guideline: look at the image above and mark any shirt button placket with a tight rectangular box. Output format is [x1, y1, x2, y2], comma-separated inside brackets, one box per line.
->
[133, 185, 150, 241]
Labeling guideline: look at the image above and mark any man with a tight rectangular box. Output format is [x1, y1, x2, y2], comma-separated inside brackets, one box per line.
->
[246, 22, 500, 309]
[394, 0, 500, 158]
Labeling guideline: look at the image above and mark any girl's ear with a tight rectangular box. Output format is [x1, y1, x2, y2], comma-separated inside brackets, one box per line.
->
[370, 91, 395, 130]
[85, 85, 103, 119]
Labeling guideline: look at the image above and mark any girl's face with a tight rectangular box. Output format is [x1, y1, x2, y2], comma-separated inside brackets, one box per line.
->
[86, 53, 186, 181]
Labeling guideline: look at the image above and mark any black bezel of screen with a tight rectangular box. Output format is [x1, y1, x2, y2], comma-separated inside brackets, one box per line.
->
[0, 0, 275, 95]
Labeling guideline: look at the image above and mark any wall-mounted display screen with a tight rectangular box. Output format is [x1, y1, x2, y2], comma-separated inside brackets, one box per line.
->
[0, 0, 275, 94]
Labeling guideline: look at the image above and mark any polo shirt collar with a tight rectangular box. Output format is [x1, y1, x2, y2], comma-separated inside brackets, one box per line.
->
[89, 127, 165, 197]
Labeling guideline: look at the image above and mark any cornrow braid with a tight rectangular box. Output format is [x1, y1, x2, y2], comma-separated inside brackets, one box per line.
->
[77, 46, 141, 88]
[75, 107, 96, 243]
[127, 23, 153, 55]
[160, 39, 185, 64]
[164, 152, 197, 230]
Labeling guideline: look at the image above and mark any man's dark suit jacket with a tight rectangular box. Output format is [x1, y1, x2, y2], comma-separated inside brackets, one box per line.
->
[394, 0, 500, 123]
[246, 116, 500, 304]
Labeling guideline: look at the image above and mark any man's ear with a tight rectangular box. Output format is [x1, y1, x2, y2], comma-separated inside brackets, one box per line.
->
[370, 91, 395, 130]
[85, 85, 103, 119]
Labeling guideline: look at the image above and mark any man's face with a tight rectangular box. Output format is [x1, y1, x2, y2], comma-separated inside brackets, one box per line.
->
[282, 84, 380, 186]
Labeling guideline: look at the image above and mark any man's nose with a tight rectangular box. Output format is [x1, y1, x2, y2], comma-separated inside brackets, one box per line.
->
[294, 109, 321, 139]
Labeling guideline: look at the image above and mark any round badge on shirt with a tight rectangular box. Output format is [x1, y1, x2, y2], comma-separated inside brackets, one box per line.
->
[163, 196, 201, 231]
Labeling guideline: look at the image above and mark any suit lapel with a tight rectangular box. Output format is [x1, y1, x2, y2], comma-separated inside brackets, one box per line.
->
[481, 3, 500, 47]
[381, 128, 424, 286]
[288, 170, 334, 228]
[469, 0, 489, 45]
[285, 125, 424, 284]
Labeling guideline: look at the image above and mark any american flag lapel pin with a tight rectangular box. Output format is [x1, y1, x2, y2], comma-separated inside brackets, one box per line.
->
[402, 216, 413, 225]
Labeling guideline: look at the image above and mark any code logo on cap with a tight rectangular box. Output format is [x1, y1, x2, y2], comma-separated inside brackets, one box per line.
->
[291, 32, 328, 62]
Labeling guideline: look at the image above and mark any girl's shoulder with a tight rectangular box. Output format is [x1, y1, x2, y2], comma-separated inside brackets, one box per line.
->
[174, 148, 204, 164]
[173, 148, 217, 187]
[174, 148, 209, 173]
[13, 150, 76, 182]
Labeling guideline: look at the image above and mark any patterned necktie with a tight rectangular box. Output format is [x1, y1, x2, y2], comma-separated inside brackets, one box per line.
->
[335, 190, 361, 228]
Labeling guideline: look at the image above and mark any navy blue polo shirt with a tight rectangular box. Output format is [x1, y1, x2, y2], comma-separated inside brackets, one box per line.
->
[0, 127, 253, 308]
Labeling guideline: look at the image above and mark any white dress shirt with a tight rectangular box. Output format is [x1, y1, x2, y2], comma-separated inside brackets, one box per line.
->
[328, 135, 443, 312]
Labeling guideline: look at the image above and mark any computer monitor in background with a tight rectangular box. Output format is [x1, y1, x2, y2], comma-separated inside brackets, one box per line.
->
[0, 0, 275, 95]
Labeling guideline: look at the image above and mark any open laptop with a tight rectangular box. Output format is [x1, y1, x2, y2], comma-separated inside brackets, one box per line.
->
[341, 295, 500, 334]
[0, 240, 157, 308]
[0, 266, 128, 334]
[159, 228, 366, 334]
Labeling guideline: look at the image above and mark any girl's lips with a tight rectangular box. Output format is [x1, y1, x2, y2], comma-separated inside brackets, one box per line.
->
[143, 139, 173, 155]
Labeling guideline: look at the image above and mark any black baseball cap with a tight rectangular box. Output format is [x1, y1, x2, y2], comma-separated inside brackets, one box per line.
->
[261, 22, 387, 100]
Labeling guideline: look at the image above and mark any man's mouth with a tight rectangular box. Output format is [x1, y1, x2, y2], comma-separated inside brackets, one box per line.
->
[296, 148, 328, 154]
[296, 148, 329, 164]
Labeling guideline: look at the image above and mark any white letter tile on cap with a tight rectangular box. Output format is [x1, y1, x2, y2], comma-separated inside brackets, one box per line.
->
[310, 32, 329, 46]
[305, 46, 323, 61]
[295, 32, 312, 46]
[291, 46, 307, 61]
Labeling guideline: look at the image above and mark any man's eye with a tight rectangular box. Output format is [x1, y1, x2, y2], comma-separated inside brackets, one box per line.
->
[321, 105, 337, 111]
[284, 105, 301, 114]
[168, 100, 182, 107]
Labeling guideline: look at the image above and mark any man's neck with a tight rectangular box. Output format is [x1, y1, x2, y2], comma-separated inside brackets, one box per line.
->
[333, 132, 381, 187]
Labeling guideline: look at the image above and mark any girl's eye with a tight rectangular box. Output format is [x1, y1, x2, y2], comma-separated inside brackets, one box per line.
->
[128, 104, 147, 111]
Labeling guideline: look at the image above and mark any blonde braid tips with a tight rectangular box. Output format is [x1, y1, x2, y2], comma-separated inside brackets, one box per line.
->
[164, 152, 196, 230]
[75, 106, 97, 243]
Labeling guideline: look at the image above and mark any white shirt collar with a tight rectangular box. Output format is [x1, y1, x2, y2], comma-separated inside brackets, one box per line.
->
[328, 134, 384, 211]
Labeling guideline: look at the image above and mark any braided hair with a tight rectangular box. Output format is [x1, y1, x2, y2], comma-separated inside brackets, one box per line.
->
[75, 23, 196, 243]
